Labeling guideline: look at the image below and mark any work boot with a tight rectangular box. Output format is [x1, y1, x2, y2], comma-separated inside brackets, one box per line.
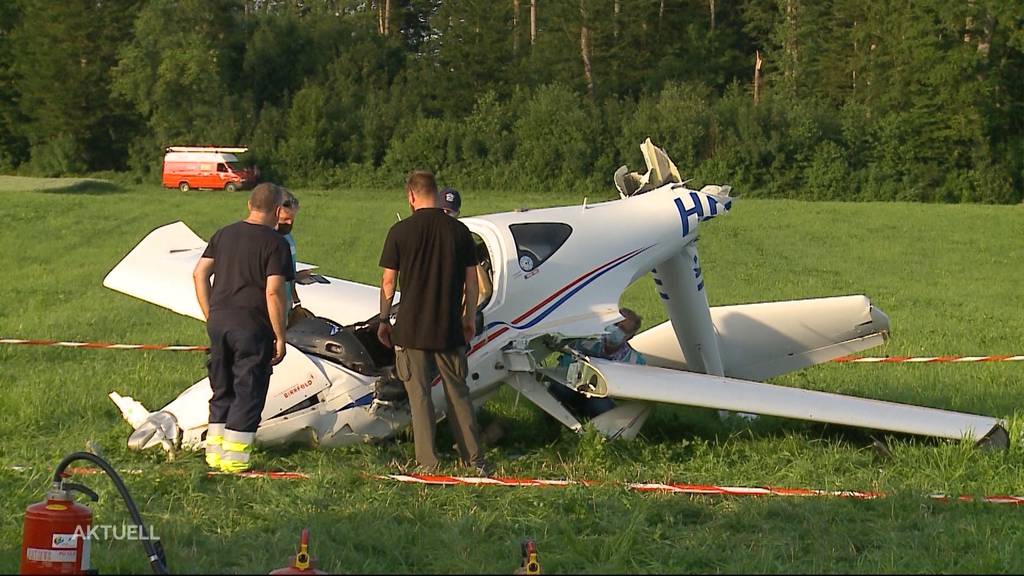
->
[205, 423, 225, 469]
[219, 429, 255, 474]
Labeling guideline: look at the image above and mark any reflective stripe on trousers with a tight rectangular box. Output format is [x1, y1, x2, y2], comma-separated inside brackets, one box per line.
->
[205, 423, 225, 468]
[221, 429, 255, 473]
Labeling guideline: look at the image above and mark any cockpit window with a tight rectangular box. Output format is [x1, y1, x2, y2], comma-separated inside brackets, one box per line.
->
[509, 223, 572, 272]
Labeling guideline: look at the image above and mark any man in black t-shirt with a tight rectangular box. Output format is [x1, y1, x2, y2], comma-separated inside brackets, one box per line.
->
[378, 171, 489, 474]
[193, 182, 294, 473]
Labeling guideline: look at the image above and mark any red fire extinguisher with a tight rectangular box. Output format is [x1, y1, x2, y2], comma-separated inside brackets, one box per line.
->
[270, 528, 328, 575]
[514, 539, 542, 575]
[20, 481, 97, 575]
[20, 452, 168, 576]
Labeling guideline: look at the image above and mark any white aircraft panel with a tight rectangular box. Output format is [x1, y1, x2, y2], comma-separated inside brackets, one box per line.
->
[631, 295, 890, 380]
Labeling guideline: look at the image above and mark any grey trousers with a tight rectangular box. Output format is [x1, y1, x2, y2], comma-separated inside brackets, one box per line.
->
[395, 346, 484, 469]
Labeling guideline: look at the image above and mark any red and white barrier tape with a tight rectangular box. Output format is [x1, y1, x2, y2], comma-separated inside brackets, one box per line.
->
[4, 337, 1022, 364]
[0, 338, 208, 352]
[386, 473, 583, 487]
[629, 482, 881, 500]
[833, 354, 1024, 363]
[383, 474, 1024, 506]
[14, 465, 1022, 502]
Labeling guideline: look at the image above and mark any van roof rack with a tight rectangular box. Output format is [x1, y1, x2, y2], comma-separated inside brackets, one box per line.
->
[166, 146, 249, 154]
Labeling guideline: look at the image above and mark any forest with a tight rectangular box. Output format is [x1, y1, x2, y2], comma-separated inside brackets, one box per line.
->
[0, 0, 1021, 202]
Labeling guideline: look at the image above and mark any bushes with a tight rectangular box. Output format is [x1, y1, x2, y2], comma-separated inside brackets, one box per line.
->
[3, 0, 1021, 204]
[15, 75, 1021, 205]
[510, 84, 603, 191]
[619, 82, 713, 177]
[276, 84, 339, 184]
[383, 116, 457, 179]
[365, 82, 1020, 204]
[803, 141, 851, 200]
[248, 104, 287, 184]
[952, 161, 1018, 204]
[25, 135, 87, 177]
[457, 90, 517, 178]
[125, 136, 162, 182]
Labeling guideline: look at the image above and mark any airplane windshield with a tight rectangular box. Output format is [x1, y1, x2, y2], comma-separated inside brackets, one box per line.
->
[509, 223, 572, 272]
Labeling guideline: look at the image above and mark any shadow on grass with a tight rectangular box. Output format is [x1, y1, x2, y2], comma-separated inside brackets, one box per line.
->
[246, 400, 947, 477]
[38, 178, 123, 195]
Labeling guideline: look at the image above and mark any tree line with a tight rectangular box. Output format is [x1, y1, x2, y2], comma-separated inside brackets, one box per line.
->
[0, 0, 1021, 202]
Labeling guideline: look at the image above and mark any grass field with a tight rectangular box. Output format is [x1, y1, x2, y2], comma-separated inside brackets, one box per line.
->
[1, 178, 1023, 573]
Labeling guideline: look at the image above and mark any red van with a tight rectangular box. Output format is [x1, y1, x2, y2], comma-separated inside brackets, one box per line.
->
[162, 146, 257, 192]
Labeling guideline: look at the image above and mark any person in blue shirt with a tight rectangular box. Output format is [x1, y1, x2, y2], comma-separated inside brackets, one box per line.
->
[552, 308, 646, 418]
[276, 189, 304, 325]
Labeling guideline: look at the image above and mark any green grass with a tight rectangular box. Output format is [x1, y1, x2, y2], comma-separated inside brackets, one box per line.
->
[2, 181, 1023, 573]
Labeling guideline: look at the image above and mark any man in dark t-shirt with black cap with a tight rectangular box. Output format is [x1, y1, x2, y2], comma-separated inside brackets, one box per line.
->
[193, 182, 294, 473]
[377, 171, 489, 475]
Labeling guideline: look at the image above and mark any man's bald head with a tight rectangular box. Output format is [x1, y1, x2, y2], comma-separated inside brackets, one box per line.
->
[249, 183, 284, 213]
[406, 171, 438, 200]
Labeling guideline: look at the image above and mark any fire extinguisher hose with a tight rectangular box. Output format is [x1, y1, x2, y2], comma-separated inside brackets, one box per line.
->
[52, 452, 169, 575]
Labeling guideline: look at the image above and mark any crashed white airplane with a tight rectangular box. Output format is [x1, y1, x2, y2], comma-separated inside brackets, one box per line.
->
[104, 139, 1008, 454]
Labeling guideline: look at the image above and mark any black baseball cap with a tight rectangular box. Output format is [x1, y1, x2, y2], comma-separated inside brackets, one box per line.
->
[440, 187, 462, 215]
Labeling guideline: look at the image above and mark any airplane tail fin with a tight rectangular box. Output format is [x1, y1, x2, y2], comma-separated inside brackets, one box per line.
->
[103, 221, 207, 321]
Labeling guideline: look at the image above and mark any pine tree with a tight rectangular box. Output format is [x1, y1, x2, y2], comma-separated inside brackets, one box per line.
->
[0, 0, 27, 169]
[11, 0, 141, 173]
[113, 0, 247, 171]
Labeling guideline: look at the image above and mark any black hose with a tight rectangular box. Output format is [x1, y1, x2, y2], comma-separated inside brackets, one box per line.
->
[52, 452, 169, 575]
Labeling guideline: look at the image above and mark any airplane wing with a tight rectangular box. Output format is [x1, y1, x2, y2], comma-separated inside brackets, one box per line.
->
[629, 295, 890, 381]
[570, 358, 1007, 446]
[103, 221, 381, 325]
